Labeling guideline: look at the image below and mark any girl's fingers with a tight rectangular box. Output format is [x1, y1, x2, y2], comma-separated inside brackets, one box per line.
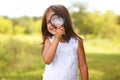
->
[58, 26, 65, 31]
[55, 26, 66, 36]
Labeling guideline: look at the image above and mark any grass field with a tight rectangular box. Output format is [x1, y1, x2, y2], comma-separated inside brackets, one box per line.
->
[0, 34, 120, 80]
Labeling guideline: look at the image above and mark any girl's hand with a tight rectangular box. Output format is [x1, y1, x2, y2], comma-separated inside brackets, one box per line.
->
[54, 26, 66, 40]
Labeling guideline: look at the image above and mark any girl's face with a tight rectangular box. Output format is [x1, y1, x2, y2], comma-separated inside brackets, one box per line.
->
[46, 11, 57, 35]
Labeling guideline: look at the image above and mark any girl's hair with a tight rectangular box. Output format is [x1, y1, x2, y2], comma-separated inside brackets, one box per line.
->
[41, 4, 81, 44]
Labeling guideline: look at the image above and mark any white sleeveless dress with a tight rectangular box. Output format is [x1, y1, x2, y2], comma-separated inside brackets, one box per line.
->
[43, 36, 79, 80]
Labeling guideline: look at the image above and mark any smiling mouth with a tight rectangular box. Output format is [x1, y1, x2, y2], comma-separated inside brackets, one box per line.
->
[51, 28, 56, 32]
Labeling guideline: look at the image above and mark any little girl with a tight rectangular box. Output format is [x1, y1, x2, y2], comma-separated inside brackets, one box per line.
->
[41, 4, 88, 80]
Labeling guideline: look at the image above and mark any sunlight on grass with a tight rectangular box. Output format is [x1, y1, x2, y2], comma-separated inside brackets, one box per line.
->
[0, 70, 42, 78]
[22, 70, 41, 76]
[0, 60, 6, 68]
[84, 38, 120, 54]
[0, 34, 42, 44]
[13, 34, 42, 43]
[89, 69, 104, 80]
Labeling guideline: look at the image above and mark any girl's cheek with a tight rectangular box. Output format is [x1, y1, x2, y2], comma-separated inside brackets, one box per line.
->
[47, 23, 52, 28]
[47, 23, 50, 27]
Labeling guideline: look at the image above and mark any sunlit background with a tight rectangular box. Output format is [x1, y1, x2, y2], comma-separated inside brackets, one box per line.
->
[0, 0, 120, 17]
[0, 0, 120, 80]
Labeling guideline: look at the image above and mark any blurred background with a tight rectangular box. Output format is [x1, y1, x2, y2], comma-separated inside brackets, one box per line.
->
[0, 0, 120, 80]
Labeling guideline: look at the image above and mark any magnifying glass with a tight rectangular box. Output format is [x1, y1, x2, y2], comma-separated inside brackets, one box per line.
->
[50, 14, 64, 28]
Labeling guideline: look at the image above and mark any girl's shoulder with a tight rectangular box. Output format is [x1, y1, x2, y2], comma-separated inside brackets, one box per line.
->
[69, 37, 78, 43]
[76, 37, 84, 49]
[44, 37, 51, 45]
[70, 36, 83, 43]
[70, 36, 84, 48]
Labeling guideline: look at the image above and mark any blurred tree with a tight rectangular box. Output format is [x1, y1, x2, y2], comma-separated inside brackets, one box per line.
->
[18, 16, 31, 34]
[70, 2, 89, 37]
[85, 11, 104, 35]
[117, 15, 120, 25]
[11, 18, 19, 34]
[11, 16, 33, 34]
[0, 16, 13, 34]
[84, 10, 120, 38]
[33, 19, 42, 34]
[101, 10, 120, 38]
[70, 2, 120, 38]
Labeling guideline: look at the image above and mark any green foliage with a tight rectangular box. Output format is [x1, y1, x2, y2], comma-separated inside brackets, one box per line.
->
[117, 15, 120, 25]
[0, 17, 13, 34]
[0, 16, 42, 34]
[99, 11, 120, 38]
[70, 3, 120, 38]
[70, 2, 88, 35]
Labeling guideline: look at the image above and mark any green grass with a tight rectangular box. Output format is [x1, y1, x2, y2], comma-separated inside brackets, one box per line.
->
[84, 38, 120, 54]
[0, 34, 120, 80]
[87, 53, 120, 80]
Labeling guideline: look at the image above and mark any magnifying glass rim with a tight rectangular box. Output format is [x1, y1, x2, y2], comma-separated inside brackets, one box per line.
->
[50, 13, 64, 27]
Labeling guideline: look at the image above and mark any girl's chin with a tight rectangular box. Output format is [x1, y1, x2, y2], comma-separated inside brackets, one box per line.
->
[49, 31, 56, 35]
[52, 32, 56, 35]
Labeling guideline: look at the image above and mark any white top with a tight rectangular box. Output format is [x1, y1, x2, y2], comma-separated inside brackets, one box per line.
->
[43, 36, 79, 80]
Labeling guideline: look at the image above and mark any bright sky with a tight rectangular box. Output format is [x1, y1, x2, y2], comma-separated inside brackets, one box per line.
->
[87, 0, 120, 15]
[0, 0, 120, 18]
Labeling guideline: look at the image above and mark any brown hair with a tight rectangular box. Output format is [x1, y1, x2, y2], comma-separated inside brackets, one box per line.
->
[41, 4, 81, 44]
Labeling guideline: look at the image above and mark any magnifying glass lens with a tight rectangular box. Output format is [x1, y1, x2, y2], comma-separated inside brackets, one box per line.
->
[50, 14, 64, 27]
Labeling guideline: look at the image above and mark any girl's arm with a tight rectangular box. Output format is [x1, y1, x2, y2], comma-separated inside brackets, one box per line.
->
[42, 37, 59, 64]
[42, 26, 65, 64]
[77, 38, 88, 80]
